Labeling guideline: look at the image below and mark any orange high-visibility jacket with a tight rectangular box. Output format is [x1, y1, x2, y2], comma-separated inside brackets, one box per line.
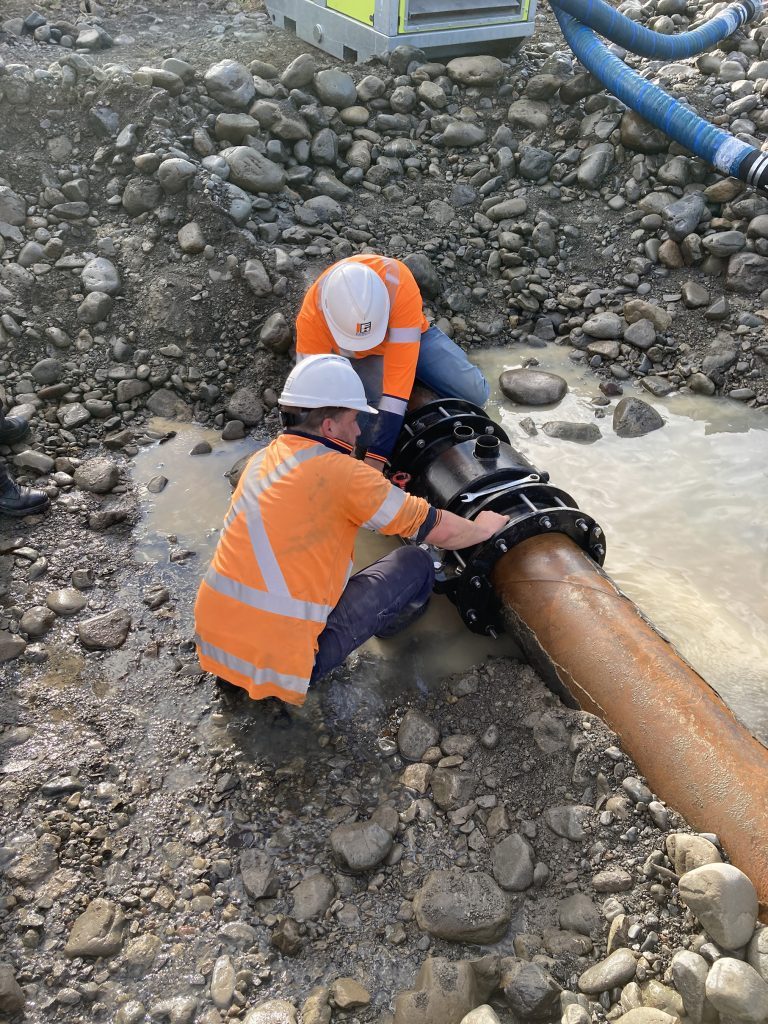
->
[194, 432, 431, 705]
[295, 254, 430, 462]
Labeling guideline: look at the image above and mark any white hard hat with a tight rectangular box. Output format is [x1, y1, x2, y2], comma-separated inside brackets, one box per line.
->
[279, 354, 378, 414]
[320, 261, 390, 353]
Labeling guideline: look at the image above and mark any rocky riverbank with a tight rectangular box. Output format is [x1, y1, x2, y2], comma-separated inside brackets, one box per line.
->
[2, 0, 768, 1021]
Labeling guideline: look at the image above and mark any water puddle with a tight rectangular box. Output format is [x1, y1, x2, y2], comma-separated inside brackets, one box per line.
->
[473, 346, 768, 744]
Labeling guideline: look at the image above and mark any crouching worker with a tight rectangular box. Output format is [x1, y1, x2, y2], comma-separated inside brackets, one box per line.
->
[194, 354, 507, 706]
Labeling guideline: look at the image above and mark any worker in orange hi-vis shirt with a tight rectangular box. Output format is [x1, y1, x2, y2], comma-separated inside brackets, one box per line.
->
[195, 355, 507, 708]
[295, 254, 490, 471]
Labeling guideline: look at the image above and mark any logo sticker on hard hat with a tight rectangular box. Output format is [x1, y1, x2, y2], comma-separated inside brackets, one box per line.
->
[356, 321, 372, 335]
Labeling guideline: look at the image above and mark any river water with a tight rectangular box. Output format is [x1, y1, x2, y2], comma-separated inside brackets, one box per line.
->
[133, 346, 768, 745]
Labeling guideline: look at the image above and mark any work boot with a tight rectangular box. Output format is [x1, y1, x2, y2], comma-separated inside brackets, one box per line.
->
[0, 416, 30, 446]
[0, 463, 50, 518]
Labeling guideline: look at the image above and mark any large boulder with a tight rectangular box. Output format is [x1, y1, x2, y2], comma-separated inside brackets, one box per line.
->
[446, 55, 504, 85]
[393, 955, 500, 1024]
[613, 397, 664, 439]
[222, 147, 285, 194]
[500, 369, 567, 406]
[204, 60, 256, 109]
[678, 863, 759, 949]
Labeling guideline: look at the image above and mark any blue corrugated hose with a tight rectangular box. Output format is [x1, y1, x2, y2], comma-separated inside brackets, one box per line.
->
[551, 1, 768, 191]
[552, 0, 763, 59]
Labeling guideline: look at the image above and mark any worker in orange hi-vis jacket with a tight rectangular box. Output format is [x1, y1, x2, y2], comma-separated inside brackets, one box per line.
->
[194, 355, 507, 707]
[295, 253, 490, 471]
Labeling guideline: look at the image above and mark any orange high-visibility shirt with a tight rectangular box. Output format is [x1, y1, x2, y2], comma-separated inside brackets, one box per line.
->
[194, 432, 431, 705]
[295, 254, 430, 461]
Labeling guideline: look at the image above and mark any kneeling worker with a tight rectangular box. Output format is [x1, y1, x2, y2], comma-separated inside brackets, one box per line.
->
[296, 254, 490, 471]
[194, 355, 507, 706]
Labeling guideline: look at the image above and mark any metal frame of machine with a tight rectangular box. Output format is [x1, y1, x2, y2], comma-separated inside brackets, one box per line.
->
[264, 0, 537, 62]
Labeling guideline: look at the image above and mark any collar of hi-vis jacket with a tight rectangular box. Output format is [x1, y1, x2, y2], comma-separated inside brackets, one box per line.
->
[284, 429, 354, 455]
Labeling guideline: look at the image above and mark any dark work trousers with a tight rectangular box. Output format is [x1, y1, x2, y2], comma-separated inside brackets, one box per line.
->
[310, 545, 435, 684]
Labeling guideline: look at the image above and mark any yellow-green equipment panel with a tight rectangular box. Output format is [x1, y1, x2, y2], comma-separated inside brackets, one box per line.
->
[327, 0, 375, 24]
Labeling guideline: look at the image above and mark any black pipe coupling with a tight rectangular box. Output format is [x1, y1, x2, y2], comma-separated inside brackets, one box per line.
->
[391, 399, 606, 636]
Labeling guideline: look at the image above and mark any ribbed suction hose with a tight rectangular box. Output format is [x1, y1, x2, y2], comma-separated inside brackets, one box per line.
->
[550, 0, 768, 192]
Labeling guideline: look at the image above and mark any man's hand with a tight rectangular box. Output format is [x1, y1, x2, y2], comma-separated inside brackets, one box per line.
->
[474, 511, 510, 538]
[364, 456, 385, 473]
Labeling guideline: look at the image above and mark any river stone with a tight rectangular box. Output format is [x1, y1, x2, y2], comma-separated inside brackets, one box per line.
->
[222, 146, 285, 194]
[624, 319, 656, 350]
[613, 397, 664, 439]
[122, 177, 162, 215]
[397, 709, 439, 760]
[78, 609, 132, 650]
[542, 422, 601, 444]
[204, 60, 255, 108]
[430, 767, 476, 810]
[579, 949, 637, 994]
[620, 111, 669, 153]
[446, 55, 504, 85]
[240, 850, 278, 899]
[259, 311, 292, 353]
[47, 589, 88, 616]
[31, 357, 63, 384]
[178, 221, 206, 253]
[157, 158, 196, 194]
[330, 820, 393, 872]
[393, 955, 500, 1024]
[0, 632, 26, 662]
[225, 387, 263, 426]
[577, 143, 615, 189]
[0, 186, 26, 225]
[414, 869, 511, 943]
[488, 197, 528, 222]
[499, 369, 567, 406]
[545, 804, 593, 840]
[705, 958, 768, 1023]
[403, 252, 441, 298]
[460, 1007, 501, 1024]
[748, 924, 768, 983]
[508, 99, 550, 130]
[501, 959, 561, 1019]
[442, 122, 486, 148]
[74, 457, 119, 494]
[330, 978, 370, 1010]
[559, 894, 602, 937]
[57, 403, 91, 429]
[583, 312, 623, 339]
[292, 874, 335, 922]
[491, 833, 535, 891]
[678, 863, 758, 949]
[243, 1000, 297, 1024]
[665, 834, 721, 875]
[124, 934, 162, 975]
[0, 965, 25, 1016]
[281, 53, 315, 89]
[65, 898, 126, 957]
[78, 292, 114, 324]
[314, 68, 357, 108]
[615, 1013, 678, 1024]
[20, 606, 56, 638]
[670, 950, 714, 1024]
[243, 258, 271, 297]
[593, 867, 633, 892]
[726, 252, 768, 293]
[663, 193, 706, 241]
[587, 340, 620, 360]
[702, 230, 746, 257]
[4, 834, 59, 883]
[81, 257, 120, 295]
[205, 957, 235, 1011]
[623, 299, 672, 331]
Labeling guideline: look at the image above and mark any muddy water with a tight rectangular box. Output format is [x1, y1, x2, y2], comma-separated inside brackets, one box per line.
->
[132, 420, 520, 736]
[474, 346, 768, 744]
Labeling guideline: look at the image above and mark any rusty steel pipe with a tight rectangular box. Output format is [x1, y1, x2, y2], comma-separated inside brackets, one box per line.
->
[491, 532, 768, 918]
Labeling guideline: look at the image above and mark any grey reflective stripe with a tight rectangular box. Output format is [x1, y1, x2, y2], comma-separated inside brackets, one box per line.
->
[224, 448, 268, 530]
[378, 395, 408, 414]
[363, 485, 407, 531]
[383, 259, 400, 307]
[242, 486, 289, 595]
[243, 444, 330, 503]
[196, 636, 309, 693]
[388, 327, 421, 343]
[205, 567, 331, 623]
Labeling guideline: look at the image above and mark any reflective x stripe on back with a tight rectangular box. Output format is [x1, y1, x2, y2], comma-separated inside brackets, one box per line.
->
[378, 395, 409, 415]
[219, 443, 333, 620]
[195, 637, 308, 695]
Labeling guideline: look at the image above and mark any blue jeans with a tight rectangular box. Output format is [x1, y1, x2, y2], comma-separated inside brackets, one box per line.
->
[354, 325, 490, 450]
[310, 546, 435, 683]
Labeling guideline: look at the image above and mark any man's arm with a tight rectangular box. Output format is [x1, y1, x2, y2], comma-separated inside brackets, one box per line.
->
[425, 510, 508, 551]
